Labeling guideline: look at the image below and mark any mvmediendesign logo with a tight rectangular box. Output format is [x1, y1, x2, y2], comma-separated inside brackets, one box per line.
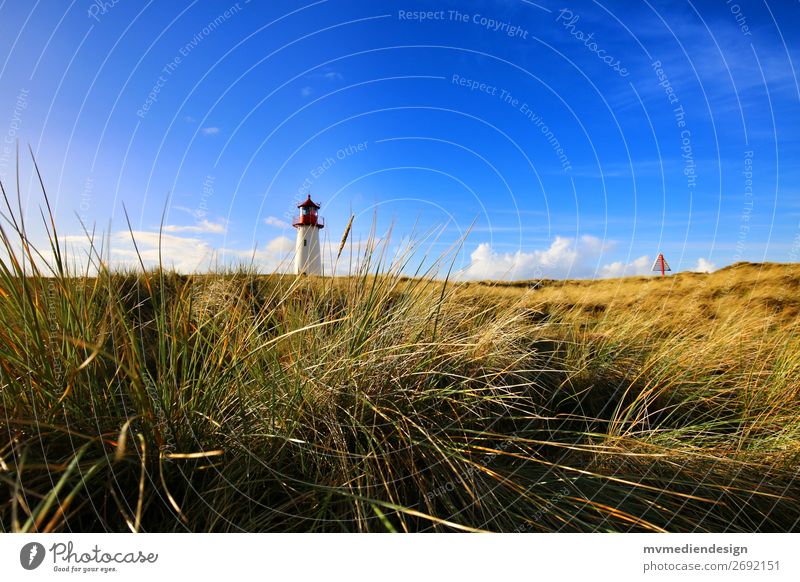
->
[20, 542, 46, 570]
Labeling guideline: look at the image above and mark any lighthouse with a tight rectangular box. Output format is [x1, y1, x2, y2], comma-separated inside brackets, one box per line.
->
[293, 194, 324, 275]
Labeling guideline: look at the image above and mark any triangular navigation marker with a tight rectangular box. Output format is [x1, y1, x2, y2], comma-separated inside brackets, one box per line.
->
[651, 253, 671, 276]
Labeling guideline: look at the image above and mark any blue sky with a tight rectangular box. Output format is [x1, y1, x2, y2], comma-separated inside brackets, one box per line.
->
[1, 0, 798, 278]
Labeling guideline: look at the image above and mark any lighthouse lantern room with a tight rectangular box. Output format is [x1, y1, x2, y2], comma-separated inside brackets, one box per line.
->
[293, 194, 324, 275]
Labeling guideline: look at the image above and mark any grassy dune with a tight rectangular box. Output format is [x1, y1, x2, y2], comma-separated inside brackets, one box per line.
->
[2, 194, 800, 531]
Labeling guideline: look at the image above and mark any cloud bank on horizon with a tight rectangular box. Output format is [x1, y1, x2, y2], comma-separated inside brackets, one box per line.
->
[55, 225, 714, 280]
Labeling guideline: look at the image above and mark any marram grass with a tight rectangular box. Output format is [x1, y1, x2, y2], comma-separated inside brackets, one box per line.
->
[2, 178, 800, 532]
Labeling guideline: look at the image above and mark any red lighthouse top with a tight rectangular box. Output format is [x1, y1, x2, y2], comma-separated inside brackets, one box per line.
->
[297, 194, 320, 210]
[293, 194, 324, 228]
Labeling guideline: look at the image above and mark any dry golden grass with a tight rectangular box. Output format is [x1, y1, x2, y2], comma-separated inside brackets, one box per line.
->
[1, 169, 799, 532]
[461, 261, 800, 325]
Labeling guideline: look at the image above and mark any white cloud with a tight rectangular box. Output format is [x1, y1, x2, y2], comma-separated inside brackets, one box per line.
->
[298, 71, 342, 99]
[692, 257, 717, 273]
[60, 230, 298, 274]
[266, 236, 294, 253]
[599, 255, 652, 278]
[457, 235, 677, 280]
[163, 219, 227, 234]
[110, 230, 217, 272]
[184, 115, 196, 123]
[458, 235, 615, 280]
[201, 127, 220, 136]
[264, 216, 290, 229]
[220, 236, 295, 272]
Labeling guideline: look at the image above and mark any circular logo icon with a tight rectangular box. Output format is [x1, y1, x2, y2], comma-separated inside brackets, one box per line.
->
[20, 542, 46, 570]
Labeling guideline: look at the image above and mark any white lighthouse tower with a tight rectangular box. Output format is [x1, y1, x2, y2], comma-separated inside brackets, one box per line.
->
[293, 194, 324, 275]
